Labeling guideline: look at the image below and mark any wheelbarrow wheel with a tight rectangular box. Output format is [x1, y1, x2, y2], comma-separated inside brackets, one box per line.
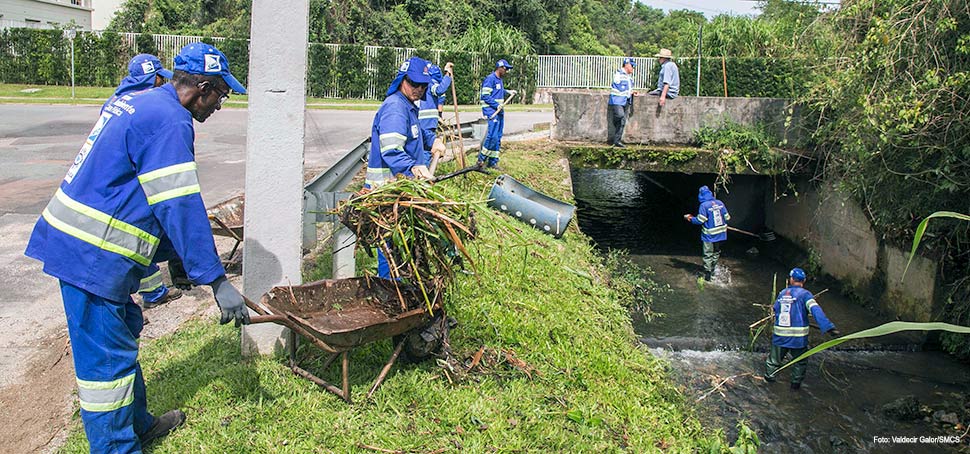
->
[394, 314, 456, 364]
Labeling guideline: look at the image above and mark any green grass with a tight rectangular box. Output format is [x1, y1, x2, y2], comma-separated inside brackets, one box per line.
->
[58, 140, 721, 453]
[0, 84, 552, 112]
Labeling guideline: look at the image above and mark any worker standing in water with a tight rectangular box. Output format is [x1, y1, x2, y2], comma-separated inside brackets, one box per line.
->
[684, 185, 730, 281]
[765, 268, 841, 390]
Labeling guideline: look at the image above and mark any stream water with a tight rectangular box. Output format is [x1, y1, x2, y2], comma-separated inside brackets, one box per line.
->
[571, 168, 970, 453]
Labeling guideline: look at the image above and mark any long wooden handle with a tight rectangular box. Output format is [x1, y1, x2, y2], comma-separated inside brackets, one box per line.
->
[448, 70, 466, 167]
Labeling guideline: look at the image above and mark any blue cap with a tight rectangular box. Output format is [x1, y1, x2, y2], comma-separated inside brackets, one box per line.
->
[385, 56, 432, 96]
[790, 268, 807, 282]
[173, 42, 247, 94]
[623, 57, 637, 68]
[128, 54, 173, 79]
[496, 59, 513, 69]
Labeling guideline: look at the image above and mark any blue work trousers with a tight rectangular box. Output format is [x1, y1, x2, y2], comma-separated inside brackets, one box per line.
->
[478, 114, 504, 167]
[61, 281, 154, 453]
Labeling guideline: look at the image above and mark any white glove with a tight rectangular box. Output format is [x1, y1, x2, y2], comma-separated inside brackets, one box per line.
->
[507, 89, 517, 97]
[431, 138, 446, 156]
[412, 165, 433, 180]
[444, 62, 454, 76]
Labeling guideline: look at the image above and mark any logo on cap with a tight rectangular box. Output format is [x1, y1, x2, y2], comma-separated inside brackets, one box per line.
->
[423, 63, 431, 75]
[400, 61, 410, 71]
[204, 54, 222, 73]
[140, 61, 155, 74]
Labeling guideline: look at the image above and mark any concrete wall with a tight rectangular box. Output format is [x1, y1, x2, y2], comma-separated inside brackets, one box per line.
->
[767, 180, 940, 322]
[0, 0, 92, 29]
[551, 91, 802, 145]
[90, 0, 120, 30]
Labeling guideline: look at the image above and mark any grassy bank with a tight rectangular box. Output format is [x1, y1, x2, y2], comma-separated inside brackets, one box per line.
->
[59, 139, 720, 453]
[0, 84, 551, 112]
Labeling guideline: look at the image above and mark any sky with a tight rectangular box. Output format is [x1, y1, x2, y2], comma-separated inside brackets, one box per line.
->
[639, 0, 762, 16]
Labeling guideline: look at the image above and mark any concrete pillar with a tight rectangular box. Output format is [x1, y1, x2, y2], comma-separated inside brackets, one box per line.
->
[240, 0, 309, 356]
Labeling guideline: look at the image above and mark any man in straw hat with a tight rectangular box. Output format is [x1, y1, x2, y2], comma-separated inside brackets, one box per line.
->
[648, 48, 679, 107]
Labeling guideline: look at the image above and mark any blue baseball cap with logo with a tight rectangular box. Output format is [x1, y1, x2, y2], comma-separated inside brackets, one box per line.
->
[496, 59, 513, 69]
[128, 54, 173, 79]
[385, 56, 433, 97]
[623, 57, 637, 68]
[790, 267, 807, 282]
[173, 42, 247, 94]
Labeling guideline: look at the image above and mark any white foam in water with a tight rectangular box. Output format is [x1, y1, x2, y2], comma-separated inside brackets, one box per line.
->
[709, 265, 732, 286]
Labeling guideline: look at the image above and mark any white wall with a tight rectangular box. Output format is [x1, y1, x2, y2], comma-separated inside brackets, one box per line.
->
[0, 0, 92, 29]
[90, 0, 120, 30]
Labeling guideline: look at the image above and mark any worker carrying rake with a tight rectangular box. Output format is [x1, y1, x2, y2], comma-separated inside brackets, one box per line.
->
[478, 59, 516, 169]
[418, 62, 453, 170]
[683, 185, 730, 281]
[765, 268, 841, 390]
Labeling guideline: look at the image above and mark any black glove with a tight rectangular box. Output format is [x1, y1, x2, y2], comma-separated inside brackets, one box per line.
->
[828, 328, 842, 338]
[210, 277, 250, 327]
[168, 259, 193, 290]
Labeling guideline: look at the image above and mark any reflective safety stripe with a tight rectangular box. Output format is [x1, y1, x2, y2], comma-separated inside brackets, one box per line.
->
[379, 132, 407, 153]
[418, 109, 439, 120]
[138, 162, 201, 205]
[702, 225, 728, 235]
[76, 373, 135, 412]
[365, 167, 393, 188]
[42, 189, 159, 266]
[610, 89, 632, 97]
[773, 325, 810, 337]
[806, 299, 819, 311]
[481, 87, 493, 94]
[139, 270, 163, 293]
[696, 214, 708, 223]
[481, 147, 500, 158]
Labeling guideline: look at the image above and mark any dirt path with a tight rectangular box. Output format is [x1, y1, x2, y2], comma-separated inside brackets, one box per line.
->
[0, 251, 233, 453]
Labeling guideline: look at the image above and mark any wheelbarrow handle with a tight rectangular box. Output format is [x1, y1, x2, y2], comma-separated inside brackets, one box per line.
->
[250, 314, 287, 324]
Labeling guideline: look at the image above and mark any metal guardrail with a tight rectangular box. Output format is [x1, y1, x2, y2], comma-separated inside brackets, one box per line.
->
[300, 119, 479, 248]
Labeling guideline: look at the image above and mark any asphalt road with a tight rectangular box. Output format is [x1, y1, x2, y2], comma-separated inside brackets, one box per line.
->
[0, 103, 552, 388]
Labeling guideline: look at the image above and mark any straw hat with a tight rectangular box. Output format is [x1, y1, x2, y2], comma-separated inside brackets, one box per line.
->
[654, 48, 673, 59]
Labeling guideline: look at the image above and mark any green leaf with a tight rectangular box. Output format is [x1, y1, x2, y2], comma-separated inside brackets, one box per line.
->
[903, 211, 970, 280]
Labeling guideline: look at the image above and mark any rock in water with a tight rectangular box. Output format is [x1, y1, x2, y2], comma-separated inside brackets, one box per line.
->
[883, 396, 921, 421]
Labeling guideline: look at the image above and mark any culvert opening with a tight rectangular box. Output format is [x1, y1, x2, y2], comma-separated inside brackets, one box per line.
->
[570, 168, 771, 256]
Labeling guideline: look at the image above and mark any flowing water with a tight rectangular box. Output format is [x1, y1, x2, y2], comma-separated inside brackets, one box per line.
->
[572, 168, 970, 453]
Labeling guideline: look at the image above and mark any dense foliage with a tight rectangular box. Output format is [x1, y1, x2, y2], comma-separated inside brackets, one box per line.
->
[805, 0, 970, 357]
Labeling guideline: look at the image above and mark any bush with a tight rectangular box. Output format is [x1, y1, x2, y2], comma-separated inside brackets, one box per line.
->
[334, 44, 367, 98]
[307, 44, 335, 97]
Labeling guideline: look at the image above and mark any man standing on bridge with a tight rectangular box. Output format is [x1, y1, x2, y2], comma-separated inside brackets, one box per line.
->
[479, 59, 516, 169]
[607, 57, 636, 147]
[683, 185, 729, 281]
[765, 268, 840, 390]
[25, 42, 251, 452]
[104, 53, 186, 310]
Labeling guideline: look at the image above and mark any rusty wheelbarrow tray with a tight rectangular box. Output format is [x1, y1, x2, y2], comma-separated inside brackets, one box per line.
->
[245, 277, 441, 403]
[207, 195, 245, 262]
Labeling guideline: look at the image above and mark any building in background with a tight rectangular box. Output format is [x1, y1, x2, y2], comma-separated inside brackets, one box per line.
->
[0, 0, 93, 29]
[90, 0, 121, 30]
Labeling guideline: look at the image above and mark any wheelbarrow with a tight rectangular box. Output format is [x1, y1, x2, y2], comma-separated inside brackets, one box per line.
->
[207, 194, 245, 262]
[245, 277, 442, 403]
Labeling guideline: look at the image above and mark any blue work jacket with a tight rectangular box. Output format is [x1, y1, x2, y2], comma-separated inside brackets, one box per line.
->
[772, 286, 836, 349]
[366, 91, 425, 188]
[609, 68, 632, 106]
[690, 186, 731, 242]
[25, 84, 225, 302]
[480, 72, 506, 118]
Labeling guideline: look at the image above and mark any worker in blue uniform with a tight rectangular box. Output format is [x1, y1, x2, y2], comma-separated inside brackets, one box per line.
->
[418, 62, 454, 167]
[104, 53, 185, 309]
[607, 57, 636, 147]
[683, 185, 730, 281]
[478, 59, 516, 168]
[369, 56, 434, 278]
[765, 268, 841, 390]
[25, 42, 249, 453]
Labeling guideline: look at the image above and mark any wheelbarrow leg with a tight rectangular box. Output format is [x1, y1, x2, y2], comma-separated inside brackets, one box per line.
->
[342, 351, 351, 404]
[367, 339, 405, 399]
[227, 238, 241, 262]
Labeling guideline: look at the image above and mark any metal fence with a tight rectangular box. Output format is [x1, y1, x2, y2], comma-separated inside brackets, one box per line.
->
[536, 55, 658, 89]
